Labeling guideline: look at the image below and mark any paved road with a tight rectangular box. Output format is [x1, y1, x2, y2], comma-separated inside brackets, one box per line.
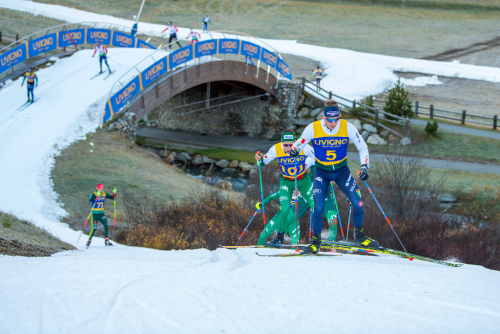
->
[410, 119, 500, 140]
[137, 127, 500, 175]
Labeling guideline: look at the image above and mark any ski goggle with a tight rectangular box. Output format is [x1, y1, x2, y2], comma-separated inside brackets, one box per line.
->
[325, 117, 340, 123]
[282, 143, 293, 148]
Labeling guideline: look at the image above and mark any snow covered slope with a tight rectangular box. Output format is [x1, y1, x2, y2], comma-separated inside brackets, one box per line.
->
[2, 0, 500, 99]
[1, 246, 500, 333]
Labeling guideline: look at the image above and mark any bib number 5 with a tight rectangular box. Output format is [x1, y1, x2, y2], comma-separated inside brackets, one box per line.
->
[326, 150, 337, 161]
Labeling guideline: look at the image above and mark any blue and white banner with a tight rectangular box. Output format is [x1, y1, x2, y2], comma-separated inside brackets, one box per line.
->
[218, 39, 239, 54]
[58, 29, 86, 48]
[87, 29, 112, 45]
[140, 57, 168, 89]
[0, 44, 28, 74]
[194, 40, 217, 58]
[28, 33, 58, 58]
[107, 75, 141, 121]
[240, 41, 261, 59]
[260, 48, 278, 68]
[169, 45, 193, 69]
[112, 31, 135, 48]
[277, 58, 292, 80]
[136, 39, 155, 49]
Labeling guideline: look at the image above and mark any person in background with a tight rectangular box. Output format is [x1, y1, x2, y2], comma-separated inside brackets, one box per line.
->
[202, 15, 211, 33]
[21, 68, 38, 103]
[312, 66, 323, 91]
[187, 29, 201, 44]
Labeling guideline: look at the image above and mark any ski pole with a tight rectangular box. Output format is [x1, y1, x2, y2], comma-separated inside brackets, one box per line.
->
[309, 209, 312, 241]
[357, 172, 407, 252]
[236, 207, 260, 246]
[294, 157, 299, 251]
[257, 152, 267, 240]
[330, 183, 344, 241]
[113, 190, 117, 228]
[75, 211, 92, 247]
[346, 199, 352, 242]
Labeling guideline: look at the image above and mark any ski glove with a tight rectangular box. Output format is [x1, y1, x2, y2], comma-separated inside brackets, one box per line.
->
[255, 202, 262, 209]
[113, 188, 117, 194]
[289, 149, 299, 157]
[359, 164, 369, 180]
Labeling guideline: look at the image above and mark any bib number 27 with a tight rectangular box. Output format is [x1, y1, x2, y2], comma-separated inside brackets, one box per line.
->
[326, 150, 337, 161]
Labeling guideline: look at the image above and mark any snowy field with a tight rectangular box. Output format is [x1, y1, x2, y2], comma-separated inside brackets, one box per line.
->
[0, 1, 500, 333]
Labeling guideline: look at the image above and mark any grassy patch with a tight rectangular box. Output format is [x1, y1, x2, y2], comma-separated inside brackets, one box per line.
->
[39, 0, 500, 58]
[364, 127, 500, 164]
[0, 8, 64, 43]
[0, 211, 74, 256]
[52, 130, 236, 233]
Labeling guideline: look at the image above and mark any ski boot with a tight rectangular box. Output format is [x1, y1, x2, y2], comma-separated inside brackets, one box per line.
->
[354, 227, 379, 248]
[99, 69, 103, 74]
[265, 232, 284, 248]
[302, 233, 321, 254]
[86, 240, 91, 249]
[105, 238, 114, 246]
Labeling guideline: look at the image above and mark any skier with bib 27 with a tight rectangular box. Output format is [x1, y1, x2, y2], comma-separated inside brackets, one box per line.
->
[255, 129, 315, 248]
[290, 99, 378, 254]
[86, 184, 116, 248]
[92, 43, 111, 74]
[21, 68, 38, 103]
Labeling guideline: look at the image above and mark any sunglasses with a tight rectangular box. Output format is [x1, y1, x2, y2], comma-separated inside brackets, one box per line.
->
[282, 143, 293, 148]
[325, 117, 339, 123]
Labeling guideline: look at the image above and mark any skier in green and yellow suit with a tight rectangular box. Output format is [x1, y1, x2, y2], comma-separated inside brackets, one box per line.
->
[86, 184, 116, 248]
[255, 128, 315, 248]
[256, 162, 339, 246]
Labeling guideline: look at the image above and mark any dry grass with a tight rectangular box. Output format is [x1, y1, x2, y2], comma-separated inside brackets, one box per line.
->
[0, 211, 74, 256]
[51, 130, 236, 234]
[0, 8, 64, 41]
[39, 0, 500, 58]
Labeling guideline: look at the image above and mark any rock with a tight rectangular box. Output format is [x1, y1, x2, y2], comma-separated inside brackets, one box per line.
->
[249, 169, 259, 179]
[191, 154, 203, 166]
[176, 152, 192, 163]
[229, 160, 239, 168]
[221, 168, 237, 174]
[310, 107, 322, 117]
[299, 95, 305, 106]
[316, 112, 323, 120]
[361, 130, 370, 140]
[387, 134, 399, 144]
[294, 117, 312, 126]
[347, 119, 363, 132]
[158, 150, 166, 157]
[239, 161, 249, 168]
[399, 137, 412, 146]
[297, 107, 309, 117]
[241, 164, 253, 173]
[437, 194, 457, 203]
[215, 159, 229, 168]
[216, 180, 232, 191]
[363, 124, 378, 133]
[366, 134, 387, 145]
[165, 152, 176, 164]
[380, 130, 390, 138]
[202, 155, 216, 164]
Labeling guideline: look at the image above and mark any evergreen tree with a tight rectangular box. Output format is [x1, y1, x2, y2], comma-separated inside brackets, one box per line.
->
[384, 79, 413, 119]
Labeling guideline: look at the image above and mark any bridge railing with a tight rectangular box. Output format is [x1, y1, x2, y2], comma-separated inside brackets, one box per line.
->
[104, 31, 293, 123]
[0, 22, 166, 82]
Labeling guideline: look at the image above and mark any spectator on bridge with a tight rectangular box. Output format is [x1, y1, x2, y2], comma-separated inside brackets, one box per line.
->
[21, 68, 38, 103]
[187, 29, 201, 44]
[245, 56, 255, 66]
[312, 66, 323, 91]
[202, 15, 211, 33]
[162, 22, 182, 51]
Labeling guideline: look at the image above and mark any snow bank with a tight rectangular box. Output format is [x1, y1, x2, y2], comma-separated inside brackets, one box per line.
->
[2, 0, 500, 100]
[0, 48, 156, 245]
[400, 75, 443, 87]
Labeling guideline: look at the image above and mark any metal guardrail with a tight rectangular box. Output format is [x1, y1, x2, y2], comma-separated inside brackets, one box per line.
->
[108, 31, 290, 99]
[373, 97, 498, 130]
[0, 22, 167, 82]
[300, 77, 409, 137]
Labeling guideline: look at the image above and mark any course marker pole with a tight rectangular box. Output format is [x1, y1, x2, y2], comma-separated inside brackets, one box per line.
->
[257, 152, 267, 241]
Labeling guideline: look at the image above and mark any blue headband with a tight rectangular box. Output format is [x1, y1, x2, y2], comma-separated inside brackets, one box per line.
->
[323, 106, 340, 118]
